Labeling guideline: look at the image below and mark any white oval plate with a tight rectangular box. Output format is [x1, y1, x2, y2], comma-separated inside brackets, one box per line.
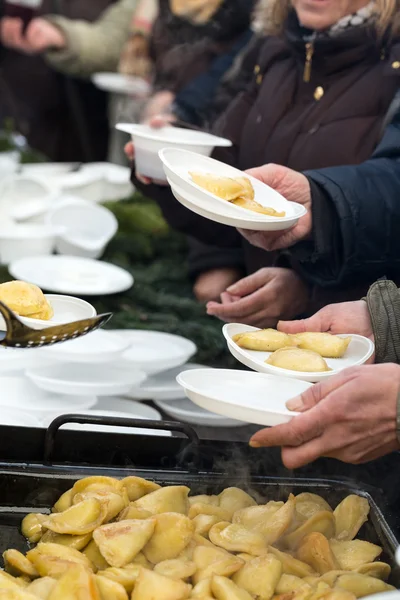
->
[0, 376, 96, 418]
[116, 124, 232, 149]
[127, 363, 206, 401]
[112, 330, 197, 375]
[26, 364, 147, 396]
[38, 330, 131, 364]
[159, 149, 307, 231]
[93, 73, 151, 97]
[59, 409, 171, 437]
[223, 323, 375, 384]
[9, 255, 134, 296]
[177, 368, 312, 427]
[155, 397, 246, 428]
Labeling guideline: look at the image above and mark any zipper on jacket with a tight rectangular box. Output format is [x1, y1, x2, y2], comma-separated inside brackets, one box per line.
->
[303, 42, 315, 82]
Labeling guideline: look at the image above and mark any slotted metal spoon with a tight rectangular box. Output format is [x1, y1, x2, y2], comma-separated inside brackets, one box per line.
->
[0, 301, 112, 348]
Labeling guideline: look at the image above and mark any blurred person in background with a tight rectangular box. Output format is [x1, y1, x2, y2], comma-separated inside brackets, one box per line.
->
[0, 0, 124, 162]
[129, 0, 400, 322]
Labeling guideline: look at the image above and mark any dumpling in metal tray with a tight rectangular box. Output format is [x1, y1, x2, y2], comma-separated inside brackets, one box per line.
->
[266, 347, 331, 373]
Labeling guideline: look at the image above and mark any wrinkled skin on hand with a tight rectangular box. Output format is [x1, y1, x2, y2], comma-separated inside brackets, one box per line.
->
[250, 364, 400, 467]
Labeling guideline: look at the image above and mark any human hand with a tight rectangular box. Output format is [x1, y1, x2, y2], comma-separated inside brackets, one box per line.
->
[250, 364, 400, 467]
[0, 17, 65, 54]
[278, 300, 374, 341]
[124, 115, 174, 185]
[142, 91, 176, 122]
[194, 268, 242, 303]
[238, 164, 312, 252]
[206, 267, 310, 327]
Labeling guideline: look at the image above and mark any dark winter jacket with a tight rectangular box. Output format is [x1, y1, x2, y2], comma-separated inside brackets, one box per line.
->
[289, 106, 400, 291]
[0, 0, 115, 161]
[133, 11, 400, 314]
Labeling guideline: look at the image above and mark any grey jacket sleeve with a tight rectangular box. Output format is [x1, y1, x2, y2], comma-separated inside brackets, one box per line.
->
[365, 280, 400, 364]
[365, 279, 400, 444]
[44, 0, 136, 78]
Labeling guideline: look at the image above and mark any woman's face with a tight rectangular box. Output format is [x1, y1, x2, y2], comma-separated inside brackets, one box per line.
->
[291, 0, 371, 30]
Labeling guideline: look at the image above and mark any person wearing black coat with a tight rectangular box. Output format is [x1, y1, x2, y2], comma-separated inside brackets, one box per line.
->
[236, 105, 400, 293]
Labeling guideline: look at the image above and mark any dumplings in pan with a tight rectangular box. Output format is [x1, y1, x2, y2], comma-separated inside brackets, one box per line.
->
[233, 329, 298, 352]
[0, 280, 53, 320]
[189, 172, 285, 217]
[293, 332, 351, 359]
[10, 477, 390, 600]
[266, 347, 331, 373]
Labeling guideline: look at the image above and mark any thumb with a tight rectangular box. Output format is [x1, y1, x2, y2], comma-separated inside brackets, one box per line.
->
[227, 269, 272, 297]
[285, 367, 357, 412]
[278, 306, 333, 335]
[246, 163, 280, 187]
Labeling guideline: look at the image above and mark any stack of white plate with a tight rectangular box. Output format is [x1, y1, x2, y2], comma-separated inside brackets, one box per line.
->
[0, 324, 238, 432]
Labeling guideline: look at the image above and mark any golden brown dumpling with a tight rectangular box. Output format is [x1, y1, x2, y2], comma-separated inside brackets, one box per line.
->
[233, 196, 286, 217]
[190, 173, 247, 201]
[266, 347, 331, 373]
[233, 329, 298, 352]
[293, 333, 351, 359]
[0, 280, 50, 318]
[28, 298, 54, 321]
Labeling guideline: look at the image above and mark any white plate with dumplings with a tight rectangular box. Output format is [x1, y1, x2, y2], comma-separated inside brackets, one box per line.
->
[177, 368, 312, 427]
[223, 323, 375, 383]
[159, 149, 307, 231]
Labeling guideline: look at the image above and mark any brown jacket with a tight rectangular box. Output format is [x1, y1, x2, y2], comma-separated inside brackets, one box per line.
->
[137, 13, 400, 313]
[0, 0, 116, 161]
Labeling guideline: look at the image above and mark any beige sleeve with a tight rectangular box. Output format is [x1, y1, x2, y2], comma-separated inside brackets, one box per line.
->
[44, 0, 136, 78]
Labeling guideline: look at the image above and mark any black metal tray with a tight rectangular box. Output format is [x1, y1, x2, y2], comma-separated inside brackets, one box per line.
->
[0, 415, 398, 586]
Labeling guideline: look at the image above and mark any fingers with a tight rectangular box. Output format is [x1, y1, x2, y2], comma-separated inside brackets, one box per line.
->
[124, 142, 135, 161]
[281, 437, 329, 469]
[148, 115, 174, 128]
[226, 269, 272, 296]
[250, 408, 325, 449]
[285, 368, 358, 412]
[207, 285, 271, 319]
[278, 306, 331, 335]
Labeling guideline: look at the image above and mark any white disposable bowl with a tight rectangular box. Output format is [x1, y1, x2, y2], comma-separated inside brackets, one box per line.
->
[116, 124, 232, 182]
[0, 174, 59, 222]
[47, 198, 118, 259]
[0, 224, 56, 265]
[0, 376, 97, 423]
[26, 363, 147, 396]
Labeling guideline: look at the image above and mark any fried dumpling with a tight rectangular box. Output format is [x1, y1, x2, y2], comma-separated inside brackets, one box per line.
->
[266, 347, 331, 373]
[131, 568, 191, 600]
[0, 280, 49, 318]
[293, 333, 351, 359]
[28, 298, 54, 321]
[329, 539, 382, 571]
[233, 196, 286, 217]
[93, 518, 156, 567]
[333, 495, 370, 542]
[233, 329, 298, 352]
[232, 555, 282, 600]
[190, 173, 252, 202]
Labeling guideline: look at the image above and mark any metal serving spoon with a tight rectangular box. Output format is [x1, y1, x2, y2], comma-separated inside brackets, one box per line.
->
[0, 301, 112, 348]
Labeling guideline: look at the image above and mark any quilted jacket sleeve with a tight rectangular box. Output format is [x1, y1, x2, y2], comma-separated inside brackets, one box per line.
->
[44, 0, 136, 78]
[291, 108, 400, 287]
